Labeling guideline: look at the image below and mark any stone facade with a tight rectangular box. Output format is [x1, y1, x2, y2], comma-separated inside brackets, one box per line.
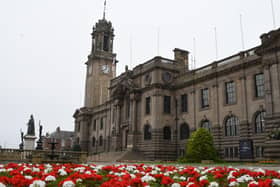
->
[74, 17, 280, 161]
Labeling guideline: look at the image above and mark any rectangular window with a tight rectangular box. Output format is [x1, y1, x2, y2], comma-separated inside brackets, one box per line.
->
[163, 96, 171, 113]
[201, 88, 209, 108]
[255, 73, 265, 97]
[145, 97, 151, 115]
[100, 118, 103, 130]
[93, 119, 96, 131]
[181, 94, 188, 112]
[225, 148, 229, 158]
[225, 81, 236, 104]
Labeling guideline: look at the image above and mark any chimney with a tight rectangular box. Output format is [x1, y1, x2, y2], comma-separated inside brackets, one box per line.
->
[173, 48, 189, 71]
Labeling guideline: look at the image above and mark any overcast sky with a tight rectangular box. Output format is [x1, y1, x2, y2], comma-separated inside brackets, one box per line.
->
[0, 0, 279, 148]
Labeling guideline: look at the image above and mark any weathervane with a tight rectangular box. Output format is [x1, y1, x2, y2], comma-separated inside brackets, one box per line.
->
[103, 0, 107, 20]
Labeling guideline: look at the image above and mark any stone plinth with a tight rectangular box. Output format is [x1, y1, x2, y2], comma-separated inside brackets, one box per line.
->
[24, 135, 36, 150]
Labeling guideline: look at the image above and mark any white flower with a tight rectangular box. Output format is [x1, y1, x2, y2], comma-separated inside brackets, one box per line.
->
[44, 168, 53, 173]
[199, 175, 208, 181]
[179, 176, 186, 180]
[0, 169, 6, 173]
[62, 180, 75, 187]
[173, 176, 179, 179]
[273, 179, 280, 186]
[236, 175, 254, 183]
[254, 168, 265, 174]
[171, 183, 181, 187]
[248, 181, 258, 186]
[25, 175, 33, 180]
[186, 182, 194, 187]
[0, 182, 6, 187]
[32, 167, 40, 172]
[85, 171, 91, 175]
[29, 180, 46, 187]
[58, 169, 67, 176]
[208, 181, 219, 187]
[228, 181, 239, 186]
[45, 175, 56, 182]
[76, 178, 82, 183]
[130, 174, 136, 179]
[141, 175, 156, 183]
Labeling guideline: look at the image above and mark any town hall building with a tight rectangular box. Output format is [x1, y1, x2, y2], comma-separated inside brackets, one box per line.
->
[73, 15, 280, 161]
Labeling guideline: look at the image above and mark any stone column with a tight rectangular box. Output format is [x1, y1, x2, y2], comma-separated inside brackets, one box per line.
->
[211, 81, 222, 153]
[264, 65, 273, 115]
[127, 94, 137, 150]
[80, 117, 90, 152]
[239, 75, 250, 138]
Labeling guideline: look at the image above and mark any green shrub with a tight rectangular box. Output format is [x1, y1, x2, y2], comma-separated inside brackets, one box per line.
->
[185, 128, 218, 162]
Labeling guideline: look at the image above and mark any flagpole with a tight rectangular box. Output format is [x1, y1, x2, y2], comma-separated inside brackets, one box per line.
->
[270, 0, 276, 28]
[240, 14, 245, 50]
[157, 27, 160, 56]
[214, 27, 218, 60]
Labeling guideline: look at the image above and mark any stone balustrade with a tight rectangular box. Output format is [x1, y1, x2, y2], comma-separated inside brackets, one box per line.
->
[0, 149, 87, 163]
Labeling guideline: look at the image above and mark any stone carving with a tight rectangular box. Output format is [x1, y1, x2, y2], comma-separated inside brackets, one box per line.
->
[27, 115, 35, 136]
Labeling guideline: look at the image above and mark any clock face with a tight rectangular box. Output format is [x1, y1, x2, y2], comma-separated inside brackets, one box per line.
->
[101, 64, 110, 74]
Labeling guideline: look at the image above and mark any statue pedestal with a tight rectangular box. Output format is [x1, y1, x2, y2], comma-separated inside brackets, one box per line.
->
[24, 135, 36, 150]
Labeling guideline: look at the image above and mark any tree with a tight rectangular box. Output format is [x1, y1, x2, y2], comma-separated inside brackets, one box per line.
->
[185, 128, 218, 162]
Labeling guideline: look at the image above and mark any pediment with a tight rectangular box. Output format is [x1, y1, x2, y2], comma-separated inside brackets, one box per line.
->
[111, 73, 140, 98]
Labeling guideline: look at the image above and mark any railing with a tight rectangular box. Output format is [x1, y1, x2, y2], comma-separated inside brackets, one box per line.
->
[0, 149, 87, 163]
[194, 47, 257, 74]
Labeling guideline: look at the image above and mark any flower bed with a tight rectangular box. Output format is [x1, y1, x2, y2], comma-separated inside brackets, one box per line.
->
[0, 163, 280, 187]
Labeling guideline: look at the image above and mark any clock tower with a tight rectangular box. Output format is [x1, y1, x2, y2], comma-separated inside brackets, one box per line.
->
[84, 17, 116, 108]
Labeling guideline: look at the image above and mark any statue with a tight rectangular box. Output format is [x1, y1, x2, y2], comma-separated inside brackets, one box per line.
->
[19, 130, 24, 150]
[39, 124, 43, 140]
[27, 115, 35, 136]
[36, 121, 43, 150]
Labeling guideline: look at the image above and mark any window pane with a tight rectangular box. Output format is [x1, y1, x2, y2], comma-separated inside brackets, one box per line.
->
[255, 111, 265, 133]
[201, 88, 209, 108]
[180, 123, 189, 140]
[226, 81, 236, 104]
[201, 120, 211, 131]
[146, 97, 151, 114]
[225, 116, 239, 136]
[255, 74, 264, 97]
[164, 96, 171, 113]
[181, 94, 188, 112]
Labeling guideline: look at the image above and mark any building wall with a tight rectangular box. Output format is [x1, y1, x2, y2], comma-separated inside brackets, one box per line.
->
[74, 26, 280, 161]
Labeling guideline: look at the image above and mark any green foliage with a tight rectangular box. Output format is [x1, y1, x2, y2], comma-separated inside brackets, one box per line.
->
[184, 128, 218, 162]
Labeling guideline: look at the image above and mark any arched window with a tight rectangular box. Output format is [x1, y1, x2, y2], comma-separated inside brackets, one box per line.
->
[201, 120, 211, 131]
[92, 137, 96, 147]
[225, 116, 239, 136]
[163, 126, 171, 140]
[255, 111, 265, 133]
[99, 136, 103, 146]
[180, 123, 190, 140]
[144, 124, 152, 140]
